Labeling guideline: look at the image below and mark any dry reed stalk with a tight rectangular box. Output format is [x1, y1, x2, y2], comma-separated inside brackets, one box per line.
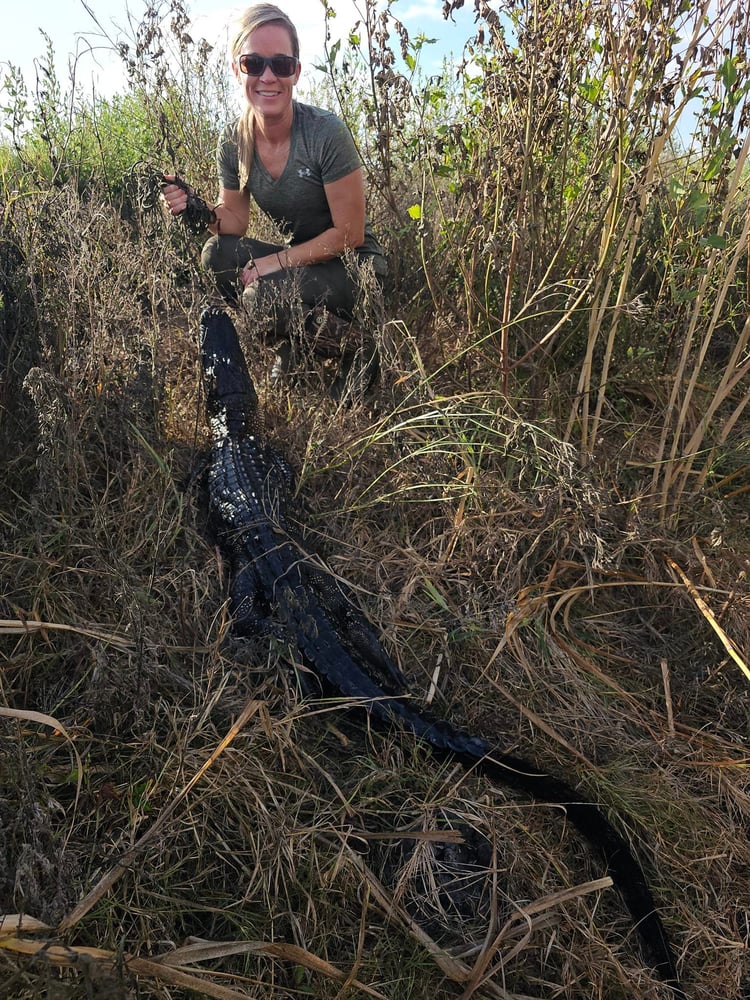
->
[666, 556, 750, 684]
[328, 836, 531, 1000]
[0, 617, 134, 649]
[651, 129, 750, 515]
[156, 938, 391, 999]
[0, 932, 391, 1000]
[57, 698, 264, 933]
[460, 877, 613, 999]
[0, 915, 52, 934]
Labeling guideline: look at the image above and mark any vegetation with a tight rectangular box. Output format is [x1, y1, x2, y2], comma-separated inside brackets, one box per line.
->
[1, 0, 749, 997]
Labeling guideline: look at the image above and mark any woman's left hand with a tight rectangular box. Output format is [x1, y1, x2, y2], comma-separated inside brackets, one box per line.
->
[241, 254, 285, 286]
[241, 260, 260, 286]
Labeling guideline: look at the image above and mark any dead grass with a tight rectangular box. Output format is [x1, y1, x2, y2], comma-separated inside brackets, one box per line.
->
[1, 187, 749, 1000]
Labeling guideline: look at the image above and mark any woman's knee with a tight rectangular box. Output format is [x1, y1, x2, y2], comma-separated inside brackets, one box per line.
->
[201, 234, 243, 277]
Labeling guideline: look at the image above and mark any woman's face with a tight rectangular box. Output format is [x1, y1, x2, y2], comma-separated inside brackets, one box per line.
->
[234, 23, 301, 118]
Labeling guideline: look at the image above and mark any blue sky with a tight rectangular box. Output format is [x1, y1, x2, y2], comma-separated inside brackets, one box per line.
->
[4, 0, 479, 101]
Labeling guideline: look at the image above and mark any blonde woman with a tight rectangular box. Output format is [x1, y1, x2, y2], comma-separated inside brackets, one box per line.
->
[163, 3, 385, 397]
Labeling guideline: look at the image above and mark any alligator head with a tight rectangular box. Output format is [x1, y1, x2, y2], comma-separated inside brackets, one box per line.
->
[200, 305, 259, 438]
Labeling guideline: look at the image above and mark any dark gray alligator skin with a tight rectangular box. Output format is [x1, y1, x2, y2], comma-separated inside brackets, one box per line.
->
[199, 305, 682, 994]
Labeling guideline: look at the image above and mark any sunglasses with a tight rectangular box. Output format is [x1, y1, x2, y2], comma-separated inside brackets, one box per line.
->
[237, 53, 299, 77]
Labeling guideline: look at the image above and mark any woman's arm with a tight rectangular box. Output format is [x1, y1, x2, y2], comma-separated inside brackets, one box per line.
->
[245, 168, 366, 285]
[161, 179, 250, 237]
[210, 187, 251, 236]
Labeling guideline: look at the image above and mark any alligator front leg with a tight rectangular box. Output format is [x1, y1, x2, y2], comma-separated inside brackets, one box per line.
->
[229, 562, 275, 637]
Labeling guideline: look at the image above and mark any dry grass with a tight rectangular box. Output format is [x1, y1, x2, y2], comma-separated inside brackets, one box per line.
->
[1, 185, 750, 1000]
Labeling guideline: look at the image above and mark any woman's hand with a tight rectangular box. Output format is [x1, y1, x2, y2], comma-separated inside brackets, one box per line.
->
[241, 253, 286, 286]
[241, 260, 259, 286]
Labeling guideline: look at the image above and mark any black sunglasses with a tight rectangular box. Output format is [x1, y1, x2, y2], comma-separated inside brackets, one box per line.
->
[237, 53, 299, 77]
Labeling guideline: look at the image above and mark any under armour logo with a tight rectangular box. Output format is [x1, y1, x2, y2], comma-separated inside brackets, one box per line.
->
[297, 167, 313, 178]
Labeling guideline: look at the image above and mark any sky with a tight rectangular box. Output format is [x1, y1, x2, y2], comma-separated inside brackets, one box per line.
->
[3, 0, 479, 102]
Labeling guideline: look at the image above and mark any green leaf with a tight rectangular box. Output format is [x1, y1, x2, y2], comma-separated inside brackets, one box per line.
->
[685, 188, 708, 221]
[407, 204, 422, 220]
[703, 150, 728, 181]
[668, 176, 686, 201]
[423, 579, 449, 611]
[718, 55, 738, 90]
[578, 78, 602, 103]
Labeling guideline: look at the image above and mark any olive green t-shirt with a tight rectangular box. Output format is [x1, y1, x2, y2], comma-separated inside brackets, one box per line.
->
[217, 101, 385, 270]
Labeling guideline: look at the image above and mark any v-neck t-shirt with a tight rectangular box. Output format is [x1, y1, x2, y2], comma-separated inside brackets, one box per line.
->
[216, 102, 385, 269]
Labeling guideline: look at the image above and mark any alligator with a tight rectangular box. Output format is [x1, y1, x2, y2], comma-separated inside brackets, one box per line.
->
[199, 304, 683, 995]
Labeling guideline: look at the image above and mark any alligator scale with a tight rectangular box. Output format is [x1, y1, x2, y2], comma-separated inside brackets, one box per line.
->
[199, 305, 682, 994]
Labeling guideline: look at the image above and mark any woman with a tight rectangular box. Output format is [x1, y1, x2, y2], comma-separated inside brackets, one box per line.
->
[162, 3, 386, 398]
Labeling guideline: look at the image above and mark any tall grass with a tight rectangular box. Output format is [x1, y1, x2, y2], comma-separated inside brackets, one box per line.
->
[319, 0, 750, 516]
[1, 1, 749, 997]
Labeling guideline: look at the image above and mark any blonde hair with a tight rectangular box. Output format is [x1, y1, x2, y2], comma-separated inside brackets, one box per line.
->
[231, 4, 300, 188]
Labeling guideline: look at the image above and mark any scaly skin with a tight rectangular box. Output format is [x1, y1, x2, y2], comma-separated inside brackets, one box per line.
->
[199, 305, 682, 994]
